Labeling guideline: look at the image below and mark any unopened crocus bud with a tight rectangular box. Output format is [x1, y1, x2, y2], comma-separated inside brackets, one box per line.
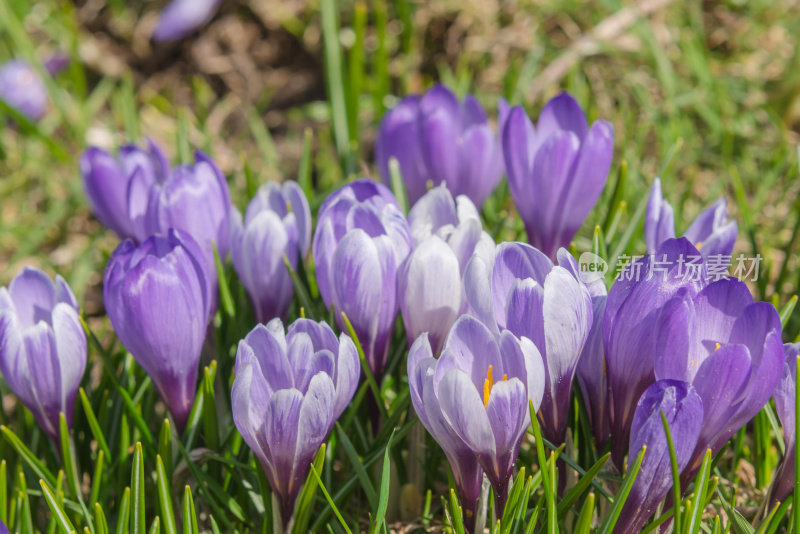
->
[0, 60, 48, 121]
[232, 318, 359, 527]
[230, 181, 311, 323]
[152, 0, 222, 41]
[502, 92, 614, 259]
[399, 184, 494, 354]
[375, 84, 504, 208]
[80, 139, 169, 239]
[409, 316, 545, 520]
[313, 179, 411, 377]
[645, 177, 737, 258]
[0, 267, 87, 440]
[103, 229, 211, 431]
[614, 380, 703, 534]
[129, 149, 232, 277]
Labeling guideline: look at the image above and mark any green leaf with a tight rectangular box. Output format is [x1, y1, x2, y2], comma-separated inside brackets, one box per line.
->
[131, 443, 146, 534]
[763, 496, 792, 534]
[202, 362, 220, 452]
[320, 0, 351, 165]
[297, 128, 314, 199]
[115, 487, 131, 534]
[156, 456, 177, 534]
[40, 479, 77, 534]
[292, 445, 327, 534]
[341, 312, 388, 421]
[147, 517, 159, 534]
[0, 460, 6, 524]
[557, 452, 610, 518]
[284, 255, 317, 321]
[89, 450, 105, 512]
[308, 461, 353, 534]
[59, 412, 93, 533]
[598, 446, 647, 534]
[388, 158, 408, 215]
[0, 425, 55, 487]
[686, 449, 712, 534]
[158, 420, 172, 480]
[660, 411, 683, 533]
[335, 424, 377, 510]
[447, 488, 466, 534]
[79, 388, 111, 460]
[780, 296, 798, 328]
[213, 243, 235, 318]
[371, 430, 395, 534]
[528, 400, 556, 534]
[94, 503, 109, 534]
[574, 492, 595, 534]
[182, 486, 199, 534]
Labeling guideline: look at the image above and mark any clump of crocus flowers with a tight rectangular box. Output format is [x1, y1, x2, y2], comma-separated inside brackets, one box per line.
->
[2, 80, 792, 534]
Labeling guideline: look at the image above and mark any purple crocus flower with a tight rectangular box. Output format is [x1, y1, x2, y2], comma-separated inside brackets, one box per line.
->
[128, 149, 232, 277]
[80, 139, 169, 240]
[103, 229, 211, 431]
[312, 179, 411, 377]
[574, 272, 611, 449]
[614, 380, 704, 534]
[232, 318, 359, 527]
[0, 519, 8, 534]
[230, 181, 311, 323]
[464, 242, 592, 446]
[645, 178, 737, 258]
[152, 0, 222, 42]
[375, 84, 504, 208]
[502, 93, 614, 259]
[653, 277, 784, 481]
[771, 343, 799, 505]
[603, 238, 709, 468]
[399, 185, 494, 354]
[0, 60, 48, 121]
[408, 315, 545, 519]
[0, 268, 87, 441]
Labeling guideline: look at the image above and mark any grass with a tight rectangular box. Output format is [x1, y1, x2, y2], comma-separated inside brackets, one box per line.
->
[2, 0, 800, 532]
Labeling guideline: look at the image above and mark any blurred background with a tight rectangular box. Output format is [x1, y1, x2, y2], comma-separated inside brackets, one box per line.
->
[1, 0, 800, 334]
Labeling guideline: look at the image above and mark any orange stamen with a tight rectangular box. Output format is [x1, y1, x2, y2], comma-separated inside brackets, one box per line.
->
[483, 365, 494, 408]
[715, 342, 721, 351]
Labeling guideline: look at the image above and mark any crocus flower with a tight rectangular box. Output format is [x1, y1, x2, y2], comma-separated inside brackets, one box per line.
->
[312, 179, 411, 377]
[0, 519, 7, 534]
[603, 238, 709, 468]
[104, 229, 211, 431]
[502, 92, 614, 259]
[399, 184, 494, 354]
[645, 178, 737, 258]
[80, 139, 170, 239]
[575, 273, 611, 449]
[771, 343, 799, 505]
[653, 277, 784, 481]
[408, 315, 545, 519]
[230, 181, 311, 323]
[375, 84, 504, 208]
[464, 242, 592, 446]
[152, 0, 222, 41]
[0, 267, 87, 440]
[128, 149, 232, 277]
[0, 60, 48, 121]
[232, 318, 359, 527]
[614, 380, 703, 534]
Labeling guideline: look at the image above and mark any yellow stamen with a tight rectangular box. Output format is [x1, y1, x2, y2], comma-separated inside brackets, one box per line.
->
[696, 241, 704, 250]
[483, 367, 509, 408]
[483, 365, 494, 408]
[715, 342, 721, 351]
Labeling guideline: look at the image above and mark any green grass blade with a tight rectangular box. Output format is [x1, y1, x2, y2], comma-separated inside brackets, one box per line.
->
[182, 486, 199, 534]
[213, 243, 235, 318]
[292, 445, 327, 534]
[94, 503, 109, 534]
[371, 430, 395, 534]
[115, 487, 131, 534]
[528, 400, 555, 534]
[40, 479, 77, 534]
[147, 517, 159, 534]
[447, 488, 466, 534]
[60, 413, 93, 533]
[308, 461, 353, 534]
[341, 312, 388, 420]
[598, 446, 647, 534]
[79, 388, 111, 460]
[557, 452, 610, 518]
[89, 450, 105, 511]
[131, 443, 145, 534]
[297, 128, 314, 200]
[575, 492, 596, 534]
[0, 425, 56, 486]
[660, 411, 683, 533]
[320, 0, 350, 164]
[686, 449, 712, 534]
[156, 456, 177, 534]
[389, 158, 407, 215]
[0, 460, 5, 524]
[202, 362, 220, 452]
[335, 424, 377, 510]
[158, 420, 172, 480]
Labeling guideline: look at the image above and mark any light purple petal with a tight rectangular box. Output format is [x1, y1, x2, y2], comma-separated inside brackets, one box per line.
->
[152, 0, 221, 41]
